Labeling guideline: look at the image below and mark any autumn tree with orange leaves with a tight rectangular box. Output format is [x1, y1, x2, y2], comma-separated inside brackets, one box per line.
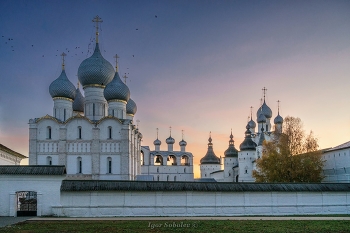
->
[253, 116, 324, 182]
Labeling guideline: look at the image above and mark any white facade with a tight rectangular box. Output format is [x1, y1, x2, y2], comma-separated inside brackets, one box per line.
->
[322, 141, 350, 183]
[0, 144, 26, 165]
[140, 135, 194, 182]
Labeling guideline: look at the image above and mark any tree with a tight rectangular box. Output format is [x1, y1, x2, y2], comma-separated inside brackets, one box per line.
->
[253, 116, 325, 182]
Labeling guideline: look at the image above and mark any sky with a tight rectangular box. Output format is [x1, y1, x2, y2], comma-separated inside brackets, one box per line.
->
[0, 0, 350, 177]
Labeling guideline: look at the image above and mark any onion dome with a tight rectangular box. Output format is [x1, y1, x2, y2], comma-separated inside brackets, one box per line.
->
[224, 131, 238, 157]
[166, 136, 175, 144]
[126, 98, 137, 115]
[274, 114, 283, 124]
[49, 69, 76, 100]
[104, 71, 130, 102]
[256, 100, 272, 119]
[248, 119, 256, 128]
[257, 112, 267, 123]
[72, 85, 84, 112]
[179, 139, 187, 147]
[239, 125, 257, 151]
[78, 43, 114, 87]
[200, 134, 220, 164]
[153, 138, 161, 146]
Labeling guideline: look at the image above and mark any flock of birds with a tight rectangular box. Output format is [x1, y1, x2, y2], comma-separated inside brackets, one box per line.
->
[1, 15, 159, 84]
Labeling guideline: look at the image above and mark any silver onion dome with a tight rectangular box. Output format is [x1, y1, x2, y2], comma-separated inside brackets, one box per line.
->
[248, 119, 256, 128]
[126, 98, 137, 115]
[72, 87, 84, 112]
[153, 138, 161, 146]
[179, 139, 187, 147]
[166, 136, 175, 145]
[257, 112, 267, 123]
[274, 114, 283, 124]
[49, 70, 76, 100]
[104, 72, 130, 102]
[239, 125, 257, 151]
[78, 44, 114, 87]
[224, 132, 238, 157]
[256, 101, 272, 119]
[200, 136, 220, 164]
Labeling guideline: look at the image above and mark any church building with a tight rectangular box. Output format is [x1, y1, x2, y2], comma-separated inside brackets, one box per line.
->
[28, 16, 142, 180]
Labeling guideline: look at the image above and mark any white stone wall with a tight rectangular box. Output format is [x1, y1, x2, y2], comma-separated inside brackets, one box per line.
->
[0, 151, 23, 165]
[238, 150, 255, 182]
[0, 175, 64, 217]
[200, 164, 221, 179]
[52, 190, 350, 217]
[322, 148, 350, 182]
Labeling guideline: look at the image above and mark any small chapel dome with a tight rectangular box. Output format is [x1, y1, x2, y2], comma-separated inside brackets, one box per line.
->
[274, 114, 283, 124]
[166, 136, 175, 145]
[239, 125, 257, 151]
[256, 101, 272, 119]
[72, 86, 84, 112]
[179, 139, 187, 147]
[126, 98, 137, 115]
[200, 135, 220, 164]
[153, 138, 161, 146]
[49, 70, 76, 100]
[248, 119, 256, 128]
[78, 43, 115, 87]
[224, 132, 238, 157]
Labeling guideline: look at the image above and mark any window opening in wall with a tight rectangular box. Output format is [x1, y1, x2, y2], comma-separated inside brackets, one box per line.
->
[108, 126, 112, 139]
[157, 175, 160, 181]
[107, 157, 112, 173]
[174, 176, 177, 181]
[64, 109, 66, 121]
[77, 157, 82, 173]
[245, 170, 248, 174]
[78, 127, 82, 139]
[167, 175, 169, 181]
[184, 168, 186, 173]
[47, 126, 52, 139]
[266, 125, 268, 132]
[157, 167, 159, 173]
[47, 156, 52, 165]
[93, 103, 95, 116]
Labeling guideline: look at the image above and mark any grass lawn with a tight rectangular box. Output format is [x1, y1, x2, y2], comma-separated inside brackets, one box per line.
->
[2, 220, 350, 233]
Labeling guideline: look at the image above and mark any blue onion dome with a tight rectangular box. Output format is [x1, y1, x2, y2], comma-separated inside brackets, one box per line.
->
[104, 72, 130, 102]
[248, 119, 256, 128]
[257, 112, 267, 123]
[166, 136, 175, 144]
[49, 70, 76, 100]
[78, 43, 114, 87]
[179, 139, 187, 147]
[126, 98, 137, 115]
[73, 87, 84, 112]
[224, 132, 238, 157]
[274, 114, 283, 124]
[200, 135, 220, 164]
[240, 125, 257, 150]
[256, 101, 272, 119]
[153, 138, 161, 146]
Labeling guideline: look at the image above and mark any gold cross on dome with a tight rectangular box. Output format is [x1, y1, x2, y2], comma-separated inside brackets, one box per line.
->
[113, 54, 119, 72]
[92, 15, 103, 43]
[123, 73, 128, 84]
[61, 52, 66, 70]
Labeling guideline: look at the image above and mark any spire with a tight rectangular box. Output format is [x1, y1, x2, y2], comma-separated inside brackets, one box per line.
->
[250, 106, 253, 120]
[229, 129, 234, 145]
[277, 100, 280, 114]
[200, 132, 220, 164]
[61, 52, 66, 70]
[262, 87, 267, 102]
[113, 54, 119, 72]
[224, 129, 238, 157]
[92, 15, 103, 43]
[169, 126, 172, 137]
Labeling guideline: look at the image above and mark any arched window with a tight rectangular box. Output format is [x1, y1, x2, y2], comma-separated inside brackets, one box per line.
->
[47, 156, 52, 165]
[108, 126, 112, 139]
[107, 157, 112, 173]
[47, 126, 52, 139]
[78, 126, 82, 139]
[77, 157, 82, 174]
[181, 155, 189, 165]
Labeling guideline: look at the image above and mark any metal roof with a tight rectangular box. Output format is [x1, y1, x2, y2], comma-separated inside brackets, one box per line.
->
[60, 180, 350, 192]
[0, 144, 27, 159]
[325, 141, 350, 152]
[0, 165, 66, 175]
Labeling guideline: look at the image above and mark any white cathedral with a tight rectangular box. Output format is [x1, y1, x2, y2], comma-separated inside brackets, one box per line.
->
[199, 92, 284, 182]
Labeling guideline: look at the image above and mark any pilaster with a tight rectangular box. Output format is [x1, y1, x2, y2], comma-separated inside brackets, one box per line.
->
[91, 127, 100, 180]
